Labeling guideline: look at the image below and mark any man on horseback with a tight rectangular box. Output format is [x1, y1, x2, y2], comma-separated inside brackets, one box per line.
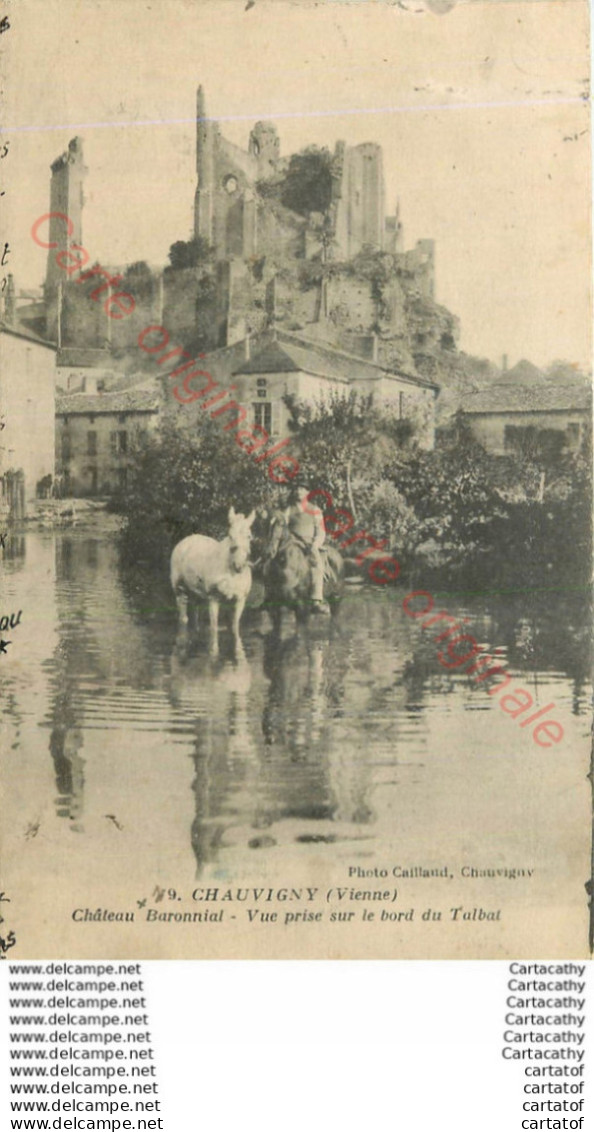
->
[265, 482, 330, 614]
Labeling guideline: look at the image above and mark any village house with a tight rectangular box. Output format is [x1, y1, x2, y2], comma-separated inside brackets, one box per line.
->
[231, 332, 439, 447]
[462, 382, 591, 458]
[55, 380, 160, 497]
[0, 323, 57, 519]
[56, 346, 116, 394]
[166, 329, 439, 450]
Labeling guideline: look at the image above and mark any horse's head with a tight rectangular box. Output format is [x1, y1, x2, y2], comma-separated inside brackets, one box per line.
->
[227, 506, 256, 571]
[272, 536, 311, 596]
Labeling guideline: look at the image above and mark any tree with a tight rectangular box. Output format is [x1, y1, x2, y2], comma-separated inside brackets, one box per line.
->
[384, 412, 510, 577]
[114, 418, 276, 566]
[544, 359, 590, 385]
[285, 390, 413, 521]
[122, 261, 154, 299]
[166, 237, 214, 271]
[279, 147, 334, 216]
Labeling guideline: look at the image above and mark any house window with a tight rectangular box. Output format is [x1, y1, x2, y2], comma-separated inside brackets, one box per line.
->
[87, 431, 97, 456]
[253, 402, 272, 433]
[110, 430, 128, 455]
[504, 425, 565, 462]
[566, 422, 581, 446]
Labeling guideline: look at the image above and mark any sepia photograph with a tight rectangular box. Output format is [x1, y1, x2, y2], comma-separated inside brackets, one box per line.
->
[0, 0, 591, 959]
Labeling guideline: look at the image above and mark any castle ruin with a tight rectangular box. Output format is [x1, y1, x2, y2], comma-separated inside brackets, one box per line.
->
[29, 86, 458, 381]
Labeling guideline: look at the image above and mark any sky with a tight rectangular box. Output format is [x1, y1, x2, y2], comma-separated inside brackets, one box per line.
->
[3, 0, 592, 370]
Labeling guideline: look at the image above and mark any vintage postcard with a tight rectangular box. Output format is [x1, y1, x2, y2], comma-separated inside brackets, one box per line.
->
[0, 0, 591, 959]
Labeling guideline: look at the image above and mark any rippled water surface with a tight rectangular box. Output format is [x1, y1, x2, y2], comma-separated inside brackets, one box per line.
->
[1, 529, 591, 910]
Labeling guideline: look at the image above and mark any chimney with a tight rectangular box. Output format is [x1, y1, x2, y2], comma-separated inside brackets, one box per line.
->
[0, 274, 15, 325]
[157, 272, 164, 323]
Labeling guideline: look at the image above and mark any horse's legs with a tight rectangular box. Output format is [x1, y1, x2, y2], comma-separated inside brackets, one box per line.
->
[231, 597, 246, 640]
[175, 589, 189, 628]
[295, 605, 309, 626]
[270, 603, 283, 635]
[208, 598, 220, 656]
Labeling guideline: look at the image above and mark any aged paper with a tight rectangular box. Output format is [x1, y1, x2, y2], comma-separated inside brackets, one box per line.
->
[0, 0, 591, 959]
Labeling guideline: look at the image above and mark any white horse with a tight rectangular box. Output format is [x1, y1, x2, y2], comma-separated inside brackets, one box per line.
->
[170, 507, 256, 650]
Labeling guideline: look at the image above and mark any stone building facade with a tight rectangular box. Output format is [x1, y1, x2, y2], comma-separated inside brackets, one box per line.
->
[0, 325, 57, 518]
[164, 329, 438, 451]
[55, 383, 160, 497]
[463, 384, 591, 457]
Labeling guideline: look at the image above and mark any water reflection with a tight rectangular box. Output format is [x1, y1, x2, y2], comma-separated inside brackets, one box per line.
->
[0, 529, 590, 887]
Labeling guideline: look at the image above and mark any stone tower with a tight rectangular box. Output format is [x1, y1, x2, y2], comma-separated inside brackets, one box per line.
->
[248, 121, 280, 178]
[45, 137, 86, 339]
[194, 85, 216, 245]
[45, 137, 86, 292]
[333, 143, 385, 259]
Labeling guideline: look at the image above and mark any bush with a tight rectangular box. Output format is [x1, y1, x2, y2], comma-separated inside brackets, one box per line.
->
[122, 261, 155, 301]
[166, 238, 214, 271]
[114, 419, 276, 567]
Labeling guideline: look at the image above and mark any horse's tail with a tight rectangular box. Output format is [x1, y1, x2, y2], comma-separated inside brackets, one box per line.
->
[170, 542, 184, 590]
[324, 545, 345, 580]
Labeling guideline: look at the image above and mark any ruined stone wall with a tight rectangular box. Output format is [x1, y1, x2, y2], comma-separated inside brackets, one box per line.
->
[161, 268, 205, 344]
[62, 278, 109, 349]
[255, 199, 306, 262]
[398, 239, 435, 300]
[325, 274, 376, 333]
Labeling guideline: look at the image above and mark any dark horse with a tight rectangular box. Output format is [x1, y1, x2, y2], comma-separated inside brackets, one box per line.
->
[263, 523, 345, 631]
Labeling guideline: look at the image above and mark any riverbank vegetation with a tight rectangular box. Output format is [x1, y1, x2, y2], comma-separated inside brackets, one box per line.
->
[114, 393, 591, 597]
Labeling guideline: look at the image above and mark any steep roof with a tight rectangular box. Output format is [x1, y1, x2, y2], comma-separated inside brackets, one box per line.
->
[0, 321, 57, 351]
[56, 383, 160, 415]
[233, 331, 439, 391]
[495, 359, 544, 386]
[464, 384, 591, 415]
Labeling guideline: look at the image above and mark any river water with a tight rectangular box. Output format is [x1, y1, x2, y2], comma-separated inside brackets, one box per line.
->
[1, 527, 591, 955]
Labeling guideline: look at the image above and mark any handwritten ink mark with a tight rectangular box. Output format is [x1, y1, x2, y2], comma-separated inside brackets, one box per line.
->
[0, 16, 11, 34]
[25, 820, 40, 840]
[0, 533, 7, 548]
[105, 814, 123, 831]
[0, 931, 16, 957]
[1, 243, 10, 267]
[0, 640, 11, 654]
[136, 898, 147, 909]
